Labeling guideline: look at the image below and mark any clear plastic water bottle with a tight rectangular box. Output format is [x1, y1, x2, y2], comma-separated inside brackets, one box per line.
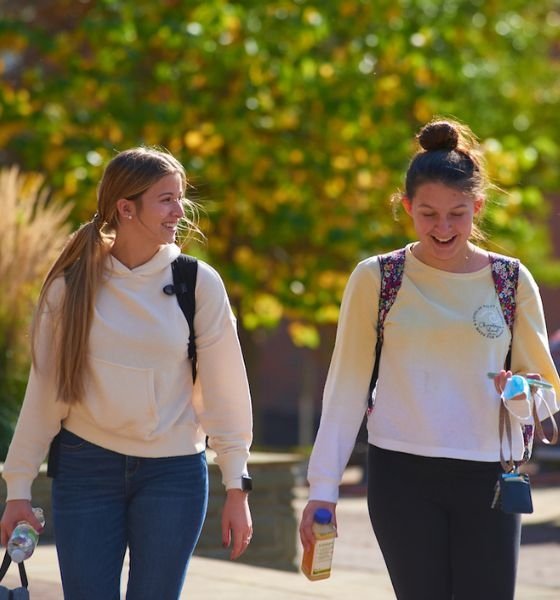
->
[7, 507, 45, 563]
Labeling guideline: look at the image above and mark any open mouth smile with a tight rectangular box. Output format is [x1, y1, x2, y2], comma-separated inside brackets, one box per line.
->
[431, 235, 456, 245]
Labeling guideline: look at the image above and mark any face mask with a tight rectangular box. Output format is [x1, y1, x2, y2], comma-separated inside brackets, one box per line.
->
[501, 374, 531, 420]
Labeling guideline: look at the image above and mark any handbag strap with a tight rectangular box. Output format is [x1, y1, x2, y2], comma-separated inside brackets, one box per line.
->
[0, 550, 28, 589]
[499, 403, 515, 472]
[533, 396, 559, 445]
[499, 388, 559, 472]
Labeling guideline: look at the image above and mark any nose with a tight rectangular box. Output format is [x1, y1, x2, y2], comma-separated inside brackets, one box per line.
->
[173, 198, 185, 218]
[435, 216, 452, 233]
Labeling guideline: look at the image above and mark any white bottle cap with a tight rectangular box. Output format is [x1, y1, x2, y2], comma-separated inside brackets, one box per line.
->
[10, 549, 25, 563]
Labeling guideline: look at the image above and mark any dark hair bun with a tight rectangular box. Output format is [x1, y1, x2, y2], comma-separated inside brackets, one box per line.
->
[417, 121, 459, 151]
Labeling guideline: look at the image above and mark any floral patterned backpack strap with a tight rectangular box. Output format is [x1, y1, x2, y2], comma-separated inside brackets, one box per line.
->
[367, 248, 406, 412]
[488, 253, 519, 337]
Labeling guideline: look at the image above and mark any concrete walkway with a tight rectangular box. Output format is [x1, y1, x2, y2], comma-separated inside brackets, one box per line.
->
[2, 486, 559, 599]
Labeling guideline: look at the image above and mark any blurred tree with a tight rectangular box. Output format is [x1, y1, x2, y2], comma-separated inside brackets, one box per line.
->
[1, 0, 560, 447]
[1, 0, 559, 342]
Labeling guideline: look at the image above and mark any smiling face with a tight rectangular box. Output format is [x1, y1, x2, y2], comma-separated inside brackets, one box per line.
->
[132, 172, 185, 247]
[402, 181, 483, 272]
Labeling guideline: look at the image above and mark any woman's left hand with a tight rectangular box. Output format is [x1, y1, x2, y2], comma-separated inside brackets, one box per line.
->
[525, 372, 542, 393]
[221, 489, 253, 560]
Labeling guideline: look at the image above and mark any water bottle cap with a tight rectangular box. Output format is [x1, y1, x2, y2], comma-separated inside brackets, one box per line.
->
[314, 508, 332, 524]
[10, 549, 25, 563]
[32, 507, 46, 527]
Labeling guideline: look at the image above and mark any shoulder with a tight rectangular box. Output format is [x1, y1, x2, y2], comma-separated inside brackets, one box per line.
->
[487, 252, 539, 300]
[516, 261, 540, 300]
[351, 248, 407, 283]
[343, 254, 386, 298]
[352, 255, 381, 282]
[193, 259, 229, 297]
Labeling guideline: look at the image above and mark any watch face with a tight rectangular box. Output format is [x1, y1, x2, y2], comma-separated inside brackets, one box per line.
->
[241, 475, 253, 492]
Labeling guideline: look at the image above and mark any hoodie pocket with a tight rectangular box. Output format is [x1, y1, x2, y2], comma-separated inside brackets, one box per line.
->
[84, 356, 159, 438]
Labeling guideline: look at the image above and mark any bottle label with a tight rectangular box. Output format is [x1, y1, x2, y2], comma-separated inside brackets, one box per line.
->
[12, 525, 39, 544]
[311, 537, 335, 575]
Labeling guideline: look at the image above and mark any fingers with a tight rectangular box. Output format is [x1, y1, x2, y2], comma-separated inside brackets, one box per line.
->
[221, 520, 253, 560]
[526, 373, 542, 380]
[299, 500, 337, 553]
[493, 369, 512, 395]
[229, 526, 253, 560]
[221, 490, 253, 560]
[525, 372, 542, 393]
[299, 505, 315, 551]
[0, 500, 35, 547]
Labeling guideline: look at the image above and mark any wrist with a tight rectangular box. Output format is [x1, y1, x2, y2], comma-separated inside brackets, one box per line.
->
[226, 475, 253, 494]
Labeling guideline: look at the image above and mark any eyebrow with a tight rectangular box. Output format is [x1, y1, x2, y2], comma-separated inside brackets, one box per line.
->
[158, 191, 182, 197]
[417, 203, 469, 210]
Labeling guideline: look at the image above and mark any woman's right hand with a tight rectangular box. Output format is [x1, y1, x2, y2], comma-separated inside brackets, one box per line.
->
[493, 369, 512, 395]
[299, 499, 337, 553]
[0, 499, 43, 547]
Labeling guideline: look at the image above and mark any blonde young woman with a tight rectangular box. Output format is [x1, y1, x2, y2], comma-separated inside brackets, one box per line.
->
[1, 147, 253, 599]
[299, 120, 560, 600]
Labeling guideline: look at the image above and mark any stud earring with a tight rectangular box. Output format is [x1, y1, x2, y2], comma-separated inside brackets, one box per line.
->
[127, 215, 132, 220]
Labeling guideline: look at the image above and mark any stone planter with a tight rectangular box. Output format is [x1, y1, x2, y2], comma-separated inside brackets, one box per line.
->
[1, 451, 304, 572]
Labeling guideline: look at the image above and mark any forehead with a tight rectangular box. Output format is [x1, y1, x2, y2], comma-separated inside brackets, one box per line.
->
[145, 172, 183, 195]
[413, 182, 473, 209]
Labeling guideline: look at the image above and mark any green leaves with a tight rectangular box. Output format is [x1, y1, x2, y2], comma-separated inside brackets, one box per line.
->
[1, 0, 560, 346]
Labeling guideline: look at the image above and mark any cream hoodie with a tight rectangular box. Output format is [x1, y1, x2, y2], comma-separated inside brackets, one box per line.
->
[3, 244, 252, 500]
[308, 245, 560, 503]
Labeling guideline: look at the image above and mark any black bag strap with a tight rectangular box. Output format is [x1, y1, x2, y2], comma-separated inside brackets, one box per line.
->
[170, 255, 198, 382]
[0, 550, 29, 589]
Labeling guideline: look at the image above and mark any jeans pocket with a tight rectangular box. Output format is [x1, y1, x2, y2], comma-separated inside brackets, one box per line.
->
[56, 431, 121, 486]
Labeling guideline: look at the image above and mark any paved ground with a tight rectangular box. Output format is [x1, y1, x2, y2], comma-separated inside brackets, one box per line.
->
[2, 483, 559, 599]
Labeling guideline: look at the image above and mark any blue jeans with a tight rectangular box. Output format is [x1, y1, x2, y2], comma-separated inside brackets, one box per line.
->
[52, 429, 208, 600]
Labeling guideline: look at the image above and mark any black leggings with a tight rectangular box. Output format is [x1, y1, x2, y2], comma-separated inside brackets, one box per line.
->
[367, 445, 521, 600]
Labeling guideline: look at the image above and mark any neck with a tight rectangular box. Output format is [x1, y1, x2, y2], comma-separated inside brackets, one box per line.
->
[411, 242, 488, 273]
[110, 238, 163, 270]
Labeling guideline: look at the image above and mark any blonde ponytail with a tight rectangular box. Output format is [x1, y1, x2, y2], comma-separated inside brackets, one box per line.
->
[32, 219, 111, 403]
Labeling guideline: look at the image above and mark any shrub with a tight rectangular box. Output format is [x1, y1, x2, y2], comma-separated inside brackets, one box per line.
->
[0, 167, 71, 459]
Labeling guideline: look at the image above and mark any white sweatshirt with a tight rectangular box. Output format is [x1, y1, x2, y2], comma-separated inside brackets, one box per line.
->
[3, 244, 253, 500]
[308, 244, 560, 503]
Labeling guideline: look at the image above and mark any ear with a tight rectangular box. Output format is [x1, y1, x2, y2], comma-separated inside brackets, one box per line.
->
[402, 196, 413, 216]
[473, 196, 484, 215]
[115, 198, 135, 221]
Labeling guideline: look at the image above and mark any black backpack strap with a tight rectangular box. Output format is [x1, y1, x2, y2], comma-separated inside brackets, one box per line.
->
[367, 248, 407, 411]
[170, 255, 198, 382]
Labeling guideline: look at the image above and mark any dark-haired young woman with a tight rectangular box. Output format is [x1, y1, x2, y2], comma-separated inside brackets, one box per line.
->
[1, 147, 253, 599]
[299, 119, 560, 599]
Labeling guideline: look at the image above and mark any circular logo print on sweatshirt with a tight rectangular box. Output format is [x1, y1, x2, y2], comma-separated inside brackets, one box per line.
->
[473, 304, 505, 338]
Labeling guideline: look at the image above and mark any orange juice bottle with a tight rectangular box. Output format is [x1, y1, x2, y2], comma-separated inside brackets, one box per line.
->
[301, 508, 336, 581]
